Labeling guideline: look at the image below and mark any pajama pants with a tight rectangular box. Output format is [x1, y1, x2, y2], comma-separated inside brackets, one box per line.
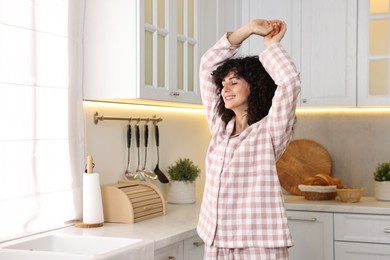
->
[204, 245, 289, 260]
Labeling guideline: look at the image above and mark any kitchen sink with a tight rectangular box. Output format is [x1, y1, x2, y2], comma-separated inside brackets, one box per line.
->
[0, 234, 153, 260]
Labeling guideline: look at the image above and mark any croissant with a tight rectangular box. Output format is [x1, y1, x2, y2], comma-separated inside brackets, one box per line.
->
[312, 174, 333, 186]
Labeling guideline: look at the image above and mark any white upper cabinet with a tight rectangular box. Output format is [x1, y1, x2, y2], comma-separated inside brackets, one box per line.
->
[198, 0, 241, 57]
[238, 0, 358, 107]
[83, 0, 201, 104]
[300, 0, 357, 106]
[358, 0, 390, 106]
[237, 0, 299, 64]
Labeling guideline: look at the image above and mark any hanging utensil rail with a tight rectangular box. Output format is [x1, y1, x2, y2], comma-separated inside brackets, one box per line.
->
[94, 112, 162, 125]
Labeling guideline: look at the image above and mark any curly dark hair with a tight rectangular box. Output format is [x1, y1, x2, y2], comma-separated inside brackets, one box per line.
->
[212, 56, 277, 125]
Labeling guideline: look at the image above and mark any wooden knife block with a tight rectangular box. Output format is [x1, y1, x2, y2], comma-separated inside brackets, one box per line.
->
[101, 180, 166, 223]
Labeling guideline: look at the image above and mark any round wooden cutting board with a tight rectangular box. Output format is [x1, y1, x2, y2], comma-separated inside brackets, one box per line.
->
[276, 139, 332, 195]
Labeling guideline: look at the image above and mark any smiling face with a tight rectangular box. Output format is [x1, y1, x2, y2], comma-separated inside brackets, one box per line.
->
[221, 71, 250, 113]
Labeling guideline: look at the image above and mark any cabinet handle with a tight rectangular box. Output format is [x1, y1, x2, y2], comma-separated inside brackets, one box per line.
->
[287, 216, 317, 222]
[193, 241, 205, 247]
[385, 229, 390, 233]
[302, 98, 308, 103]
[168, 257, 176, 260]
[170, 91, 180, 97]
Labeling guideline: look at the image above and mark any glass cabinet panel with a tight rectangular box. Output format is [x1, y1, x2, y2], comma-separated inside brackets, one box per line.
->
[188, 0, 194, 38]
[145, 0, 153, 24]
[177, 0, 184, 35]
[144, 0, 166, 88]
[188, 43, 194, 91]
[145, 30, 153, 86]
[158, 35, 165, 88]
[368, 0, 390, 96]
[370, 20, 388, 55]
[177, 40, 184, 90]
[157, 0, 165, 28]
[176, 0, 197, 92]
[370, 0, 389, 14]
[370, 60, 388, 95]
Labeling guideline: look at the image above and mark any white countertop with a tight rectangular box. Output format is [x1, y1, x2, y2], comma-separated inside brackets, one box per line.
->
[284, 195, 390, 215]
[61, 196, 390, 250]
[60, 202, 200, 250]
[2, 196, 390, 251]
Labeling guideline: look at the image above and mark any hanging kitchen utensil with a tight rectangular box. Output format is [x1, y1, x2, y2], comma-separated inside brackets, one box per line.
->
[134, 122, 145, 181]
[140, 122, 157, 180]
[153, 123, 169, 183]
[124, 123, 136, 180]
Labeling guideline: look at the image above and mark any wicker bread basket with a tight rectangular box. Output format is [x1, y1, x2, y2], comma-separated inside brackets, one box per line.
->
[298, 185, 337, 200]
[302, 191, 337, 200]
[337, 188, 364, 203]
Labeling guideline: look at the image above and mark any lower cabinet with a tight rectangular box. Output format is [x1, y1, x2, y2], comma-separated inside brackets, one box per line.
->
[155, 241, 184, 260]
[154, 234, 204, 260]
[183, 235, 205, 260]
[334, 213, 390, 260]
[287, 210, 334, 260]
[335, 241, 390, 260]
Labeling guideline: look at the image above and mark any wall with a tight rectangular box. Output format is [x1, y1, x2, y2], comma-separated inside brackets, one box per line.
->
[83, 101, 210, 202]
[294, 108, 390, 196]
[84, 102, 390, 198]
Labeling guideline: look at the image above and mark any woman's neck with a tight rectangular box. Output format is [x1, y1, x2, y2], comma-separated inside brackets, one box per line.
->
[232, 112, 249, 136]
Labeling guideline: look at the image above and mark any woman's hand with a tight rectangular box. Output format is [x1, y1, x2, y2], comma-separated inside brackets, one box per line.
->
[227, 19, 286, 47]
[264, 20, 286, 47]
[227, 19, 274, 45]
[248, 19, 275, 37]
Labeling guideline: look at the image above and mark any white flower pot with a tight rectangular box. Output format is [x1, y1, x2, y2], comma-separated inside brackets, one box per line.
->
[374, 181, 390, 201]
[167, 181, 196, 204]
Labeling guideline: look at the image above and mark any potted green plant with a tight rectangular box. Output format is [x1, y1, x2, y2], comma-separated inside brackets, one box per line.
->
[167, 158, 200, 204]
[373, 162, 390, 201]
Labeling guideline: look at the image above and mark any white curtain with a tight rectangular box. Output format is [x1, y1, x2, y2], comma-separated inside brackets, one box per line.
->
[0, 0, 85, 242]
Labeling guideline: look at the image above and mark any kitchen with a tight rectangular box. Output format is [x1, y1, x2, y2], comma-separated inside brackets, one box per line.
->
[1, 0, 390, 259]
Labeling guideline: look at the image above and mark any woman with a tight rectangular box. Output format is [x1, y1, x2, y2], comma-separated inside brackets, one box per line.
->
[197, 19, 301, 259]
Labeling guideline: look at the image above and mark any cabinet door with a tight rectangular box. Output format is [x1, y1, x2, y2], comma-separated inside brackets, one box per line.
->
[154, 241, 184, 260]
[183, 234, 204, 260]
[287, 210, 333, 260]
[142, 0, 201, 104]
[300, 0, 357, 106]
[335, 241, 390, 260]
[357, 0, 390, 106]
[83, 0, 201, 105]
[238, 0, 298, 62]
[83, 0, 140, 100]
[199, 0, 240, 58]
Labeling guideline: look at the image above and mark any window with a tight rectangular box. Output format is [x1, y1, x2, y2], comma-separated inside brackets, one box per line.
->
[0, 0, 84, 242]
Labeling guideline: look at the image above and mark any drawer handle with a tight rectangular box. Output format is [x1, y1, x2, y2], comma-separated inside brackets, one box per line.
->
[193, 241, 205, 247]
[168, 257, 176, 260]
[385, 229, 390, 233]
[287, 216, 317, 222]
[170, 91, 180, 97]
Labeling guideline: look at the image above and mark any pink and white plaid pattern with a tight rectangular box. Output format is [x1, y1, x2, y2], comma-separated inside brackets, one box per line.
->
[204, 244, 289, 260]
[197, 34, 301, 249]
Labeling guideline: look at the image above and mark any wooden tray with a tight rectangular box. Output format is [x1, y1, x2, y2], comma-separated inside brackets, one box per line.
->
[276, 139, 332, 195]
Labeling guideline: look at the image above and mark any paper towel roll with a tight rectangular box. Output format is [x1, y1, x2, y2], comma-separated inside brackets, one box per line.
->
[83, 173, 104, 224]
